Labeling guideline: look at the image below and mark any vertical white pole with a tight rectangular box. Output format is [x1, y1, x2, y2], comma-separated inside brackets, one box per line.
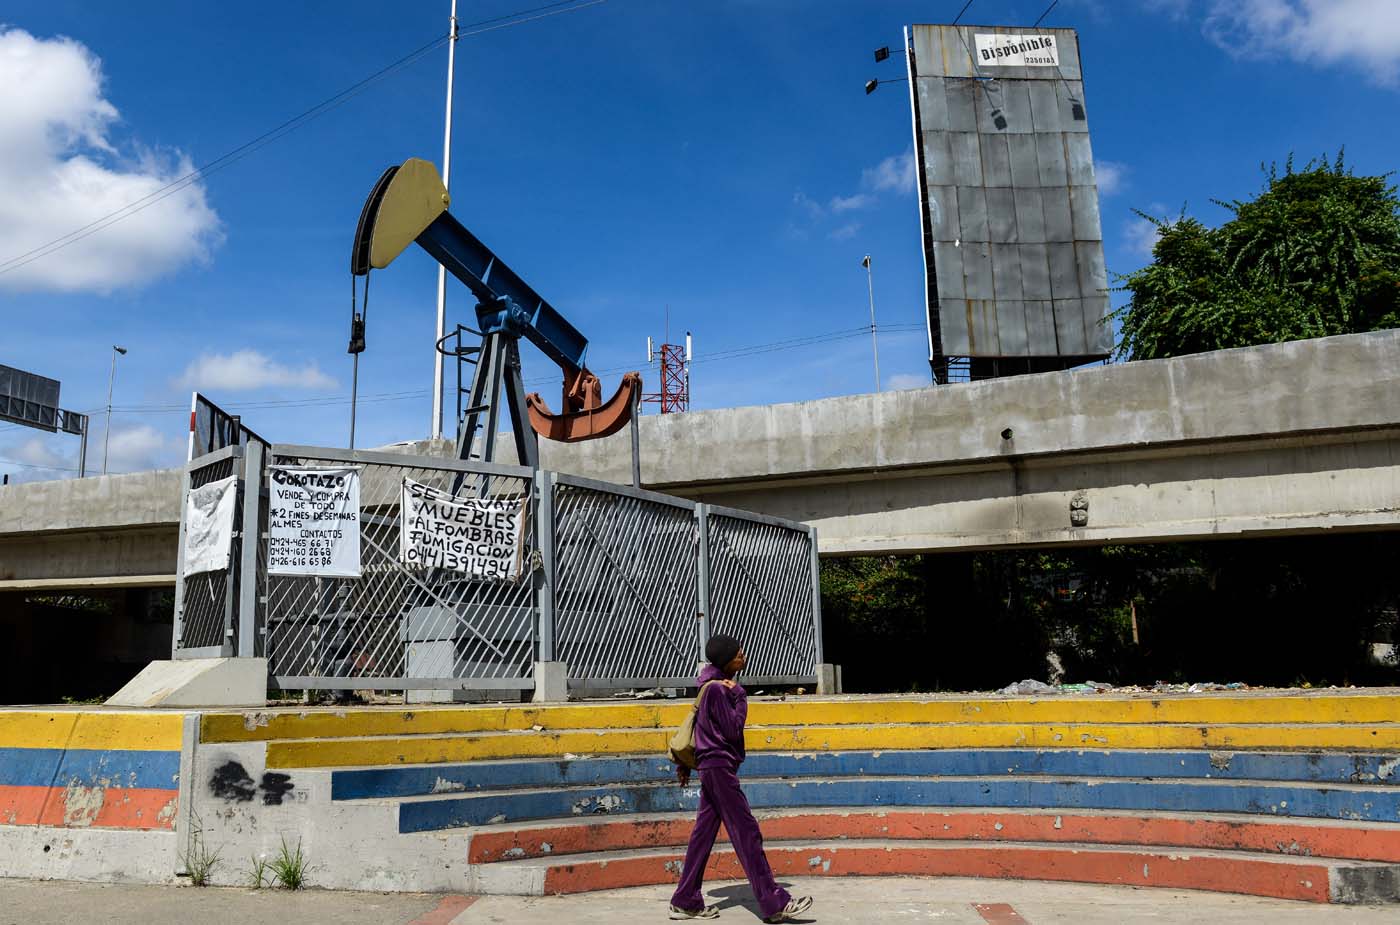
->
[432, 0, 459, 440]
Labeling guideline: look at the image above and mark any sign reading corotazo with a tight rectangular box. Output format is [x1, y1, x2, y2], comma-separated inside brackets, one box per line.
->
[973, 33, 1059, 67]
[400, 478, 524, 581]
[267, 466, 362, 577]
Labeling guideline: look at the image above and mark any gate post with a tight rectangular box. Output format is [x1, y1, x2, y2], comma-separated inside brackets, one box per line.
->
[695, 503, 712, 667]
[237, 441, 263, 658]
[170, 465, 193, 658]
[532, 470, 568, 701]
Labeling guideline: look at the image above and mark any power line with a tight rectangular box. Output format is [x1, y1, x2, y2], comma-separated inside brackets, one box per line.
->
[951, 0, 976, 26]
[0, 0, 607, 279]
[1032, 1, 1059, 28]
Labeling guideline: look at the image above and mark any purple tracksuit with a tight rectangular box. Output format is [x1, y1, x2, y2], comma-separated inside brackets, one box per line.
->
[670, 663, 791, 918]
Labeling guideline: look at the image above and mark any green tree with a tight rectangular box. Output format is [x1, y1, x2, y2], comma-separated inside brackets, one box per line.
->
[1115, 153, 1400, 360]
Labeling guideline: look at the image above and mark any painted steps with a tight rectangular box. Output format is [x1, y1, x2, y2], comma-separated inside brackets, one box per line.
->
[464, 807, 1400, 865]
[201, 692, 1400, 768]
[470, 837, 1400, 905]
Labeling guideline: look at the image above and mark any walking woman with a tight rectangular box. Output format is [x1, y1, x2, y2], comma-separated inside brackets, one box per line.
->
[668, 633, 814, 922]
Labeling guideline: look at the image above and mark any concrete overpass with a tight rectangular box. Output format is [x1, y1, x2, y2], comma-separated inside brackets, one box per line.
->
[2, 330, 1399, 592]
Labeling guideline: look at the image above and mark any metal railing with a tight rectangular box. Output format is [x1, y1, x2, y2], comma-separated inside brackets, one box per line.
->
[170, 442, 822, 693]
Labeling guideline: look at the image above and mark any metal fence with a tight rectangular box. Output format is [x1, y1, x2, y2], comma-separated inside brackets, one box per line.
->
[171, 442, 822, 694]
[259, 447, 537, 692]
[171, 445, 246, 658]
[705, 506, 822, 683]
[550, 473, 701, 689]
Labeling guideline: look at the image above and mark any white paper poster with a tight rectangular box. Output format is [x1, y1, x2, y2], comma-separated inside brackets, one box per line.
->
[267, 466, 362, 577]
[400, 477, 524, 581]
[974, 33, 1060, 67]
[183, 475, 238, 576]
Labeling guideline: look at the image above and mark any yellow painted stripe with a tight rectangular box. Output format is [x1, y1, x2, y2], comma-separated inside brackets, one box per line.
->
[205, 694, 1400, 743]
[0, 711, 184, 751]
[265, 723, 1400, 769]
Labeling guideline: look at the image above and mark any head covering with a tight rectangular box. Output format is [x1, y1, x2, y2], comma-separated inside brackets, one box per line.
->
[705, 633, 742, 669]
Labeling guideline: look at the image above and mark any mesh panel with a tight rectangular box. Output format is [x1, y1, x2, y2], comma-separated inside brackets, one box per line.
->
[706, 513, 818, 679]
[552, 480, 699, 681]
[263, 455, 536, 686]
[178, 455, 238, 651]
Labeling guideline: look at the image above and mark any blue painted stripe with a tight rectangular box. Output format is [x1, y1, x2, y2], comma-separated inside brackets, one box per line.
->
[397, 775, 1400, 833]
[0, 747, 180, 790]
[335, 749, 1400, 801]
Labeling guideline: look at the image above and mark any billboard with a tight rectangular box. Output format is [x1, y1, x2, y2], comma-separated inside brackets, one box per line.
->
[0, 364, 61, 432]
[906, 24, 1113, 383]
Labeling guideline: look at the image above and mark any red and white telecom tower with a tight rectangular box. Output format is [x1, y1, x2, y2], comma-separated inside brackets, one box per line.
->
[642, 331, 691, 413]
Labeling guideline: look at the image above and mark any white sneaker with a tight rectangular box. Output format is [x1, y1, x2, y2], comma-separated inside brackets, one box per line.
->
[669, 903, 720, 920]
[763, 896, 813, 922]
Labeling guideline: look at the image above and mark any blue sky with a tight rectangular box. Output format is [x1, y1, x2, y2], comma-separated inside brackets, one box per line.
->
[3, 0, 1400, 481]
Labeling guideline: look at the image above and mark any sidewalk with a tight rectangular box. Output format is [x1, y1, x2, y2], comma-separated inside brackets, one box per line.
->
[3, 877, 1398, 924]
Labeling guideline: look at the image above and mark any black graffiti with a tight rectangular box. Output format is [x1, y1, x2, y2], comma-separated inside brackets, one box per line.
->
[261, 772, 295, 805]
[209, 760, 297, 805]
[210, 760, 256, 802]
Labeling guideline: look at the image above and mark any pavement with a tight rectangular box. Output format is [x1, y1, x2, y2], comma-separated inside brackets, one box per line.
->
[3, 877, 1400, 924]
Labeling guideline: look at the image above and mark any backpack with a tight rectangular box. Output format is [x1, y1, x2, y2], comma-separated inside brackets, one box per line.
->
[667, 680, 722, 769]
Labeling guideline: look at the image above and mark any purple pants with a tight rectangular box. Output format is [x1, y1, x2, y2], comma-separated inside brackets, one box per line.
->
[670, 763, 791, 918]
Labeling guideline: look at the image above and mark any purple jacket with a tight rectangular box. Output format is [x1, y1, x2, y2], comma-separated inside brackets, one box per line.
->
[692, 663, 748, 770]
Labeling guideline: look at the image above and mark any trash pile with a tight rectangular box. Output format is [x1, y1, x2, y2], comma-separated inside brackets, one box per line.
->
[997, 679, 1250, 695]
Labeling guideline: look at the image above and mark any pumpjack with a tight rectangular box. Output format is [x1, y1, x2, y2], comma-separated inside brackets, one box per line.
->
[349, 158, 642, 468]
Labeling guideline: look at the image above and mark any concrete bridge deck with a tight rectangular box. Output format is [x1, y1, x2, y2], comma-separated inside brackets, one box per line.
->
[2, 330, 1398, 591]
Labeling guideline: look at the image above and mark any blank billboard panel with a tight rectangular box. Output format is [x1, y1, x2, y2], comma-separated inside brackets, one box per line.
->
[0, 364, 61, 433]
[908, 25, 1113, 382]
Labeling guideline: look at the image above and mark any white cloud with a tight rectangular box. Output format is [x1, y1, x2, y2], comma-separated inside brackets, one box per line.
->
[829, 222, 861, 241]
[1124, 217, 1163, 257]
[105, 423, 180, 472]
[178, 350, 337, 392]
[3, 435, 71, 471]
[1095, 160, 1128, 196]
[887, 372, 928, 391]
[0, 28, 221, 293]
[830, 193, 876, 213]
[862, 151, 917, 195]
[792, 190, 824, 219]
[1202, 0, 1400, 84]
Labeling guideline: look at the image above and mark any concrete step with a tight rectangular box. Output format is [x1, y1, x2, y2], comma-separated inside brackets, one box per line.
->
[394, 772, 1400, 832]
[258, 722, 1400, 769]
[328, 749, 1400, 801]
[462, 806, 1400, 865]
[199, 691, 1400, 747]
[469, 836, 1400, 904]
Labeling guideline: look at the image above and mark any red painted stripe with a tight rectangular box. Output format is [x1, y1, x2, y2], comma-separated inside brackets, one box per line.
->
[974, 903, 1028, 923]
[541, 844, 1334, 904]
[406, 895, 477, 925]
[470, 810, 1400, 865]
[0, 784, 178, 830]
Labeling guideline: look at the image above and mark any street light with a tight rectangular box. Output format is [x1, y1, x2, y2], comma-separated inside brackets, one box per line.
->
[862, 256, 881, 392]
[102, 345, 127, 475]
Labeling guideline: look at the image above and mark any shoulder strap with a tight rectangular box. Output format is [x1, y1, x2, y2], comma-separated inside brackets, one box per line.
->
[691, 679, 720, 710]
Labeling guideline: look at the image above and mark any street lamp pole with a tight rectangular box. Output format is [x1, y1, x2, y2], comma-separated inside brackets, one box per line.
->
[862, 255, 881, 392]
[102, 345, 127, 475]
[431, 0, 460, 440]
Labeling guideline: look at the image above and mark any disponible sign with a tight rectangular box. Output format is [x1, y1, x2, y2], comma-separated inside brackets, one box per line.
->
[974, 33, 1059, 67]
[400, 478, 524, 581]
[267, 466, 362, 577]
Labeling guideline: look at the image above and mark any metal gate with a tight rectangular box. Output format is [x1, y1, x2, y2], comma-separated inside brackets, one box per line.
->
[549, 473, 700, 689]
[259, 446, 538, 692]
[704, 505, 822, 683]
[172, 444, 252, 659]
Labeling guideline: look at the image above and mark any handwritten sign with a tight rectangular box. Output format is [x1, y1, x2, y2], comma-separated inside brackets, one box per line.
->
[400, 477, 523, 581]
[267, 466, 361, 577]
